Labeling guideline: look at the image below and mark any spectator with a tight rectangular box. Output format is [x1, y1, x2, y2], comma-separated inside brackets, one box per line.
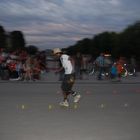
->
[74, 52, 83, 79]
[110, 62, 118, 80]
[116, 61, 123, 81]
[95, 53, 105, 80]
[130, 56, 137, 76]
[15, 59, 23, 80]
[23, 56, 32, 81]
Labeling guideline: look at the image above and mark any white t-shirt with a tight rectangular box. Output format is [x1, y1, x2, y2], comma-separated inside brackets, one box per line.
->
[60, 54, 73, 74]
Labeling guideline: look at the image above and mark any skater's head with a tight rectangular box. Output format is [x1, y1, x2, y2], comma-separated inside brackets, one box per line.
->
[53, 48, 63, 57]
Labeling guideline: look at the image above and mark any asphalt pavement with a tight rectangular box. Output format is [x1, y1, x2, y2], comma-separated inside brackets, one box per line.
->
[0, 72, 140, 140]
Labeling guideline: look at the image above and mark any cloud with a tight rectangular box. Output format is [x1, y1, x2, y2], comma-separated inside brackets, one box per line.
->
[0, 0, 140, 50]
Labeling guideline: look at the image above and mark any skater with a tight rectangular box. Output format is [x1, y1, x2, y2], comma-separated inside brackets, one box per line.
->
[53, 48, 81, 107]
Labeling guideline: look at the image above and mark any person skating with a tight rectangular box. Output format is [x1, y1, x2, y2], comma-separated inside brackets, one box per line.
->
[53, 48, 81, 107]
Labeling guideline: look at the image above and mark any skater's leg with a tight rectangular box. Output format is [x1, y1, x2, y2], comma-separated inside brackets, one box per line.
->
[62, 91, 68, 101]
[59, 90, 69, 107]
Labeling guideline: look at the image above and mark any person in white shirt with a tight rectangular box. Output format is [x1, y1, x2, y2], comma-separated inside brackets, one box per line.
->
[53, 48, 81, 107]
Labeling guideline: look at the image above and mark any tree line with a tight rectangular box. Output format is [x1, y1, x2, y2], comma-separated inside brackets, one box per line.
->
[0, 21, 140, 61]
[66, 21, 140, 62]
[0, 25, 38, 55]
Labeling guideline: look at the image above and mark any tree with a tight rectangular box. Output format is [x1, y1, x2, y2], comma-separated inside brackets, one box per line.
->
[66, 38, 92, 55]
[67, 21, 140, 62]
[26, 45, 39, 55]
[10, 31, 26, 51]
[93, 32, 118, 54]
[0, 25, 6, 49]
[119, 21, 140, 58]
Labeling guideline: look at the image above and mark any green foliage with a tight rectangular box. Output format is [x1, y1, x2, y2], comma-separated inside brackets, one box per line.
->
[10, 31, 26, 51]
[119, 22, 140, 58]
[0, 21, 140, 63]
[26, 45, 38, 55]
[67, 21, 140, 61]
[0, 25, 6, 49]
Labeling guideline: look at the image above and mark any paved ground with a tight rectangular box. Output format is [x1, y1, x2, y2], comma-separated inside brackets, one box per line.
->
[0, 73, 140, 140]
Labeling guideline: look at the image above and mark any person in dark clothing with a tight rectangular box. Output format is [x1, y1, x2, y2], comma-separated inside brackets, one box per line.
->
[95, 53, 105, 80]
[74, 52, 83, 79]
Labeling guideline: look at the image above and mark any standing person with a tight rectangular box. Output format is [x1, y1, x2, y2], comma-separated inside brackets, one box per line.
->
[95, 53, 105, 80]
[53, 48, 81, 107]
[15, 59, 23, 80]
[74, 52, 83, 79]
[110, 62, 118, 80]
[130, 55, 137, 76]
[23, 56, 32, 81]
[116, 61, 123, 81]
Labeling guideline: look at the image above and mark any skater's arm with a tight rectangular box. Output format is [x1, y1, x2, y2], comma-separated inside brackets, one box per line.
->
[55, 67, 64, 73]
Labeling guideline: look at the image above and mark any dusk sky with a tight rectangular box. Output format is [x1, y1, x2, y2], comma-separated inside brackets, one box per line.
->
[0, 0, 140, 50]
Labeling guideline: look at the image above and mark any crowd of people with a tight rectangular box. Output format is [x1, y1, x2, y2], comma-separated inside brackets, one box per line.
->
[95, 53, 137, 81]
[0, 48, 138, 82]
[0, 49, 46, 81]
[72, 52, 138, 81]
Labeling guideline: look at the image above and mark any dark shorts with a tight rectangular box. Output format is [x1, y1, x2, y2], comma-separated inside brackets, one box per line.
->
[61, 73, 75, 92]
